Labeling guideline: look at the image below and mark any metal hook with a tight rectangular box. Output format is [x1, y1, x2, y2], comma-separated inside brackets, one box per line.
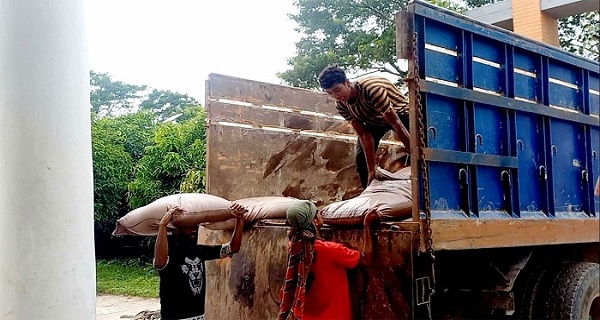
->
[539, 165, 547, 181]
[475, 134, 483, 146]
[517, 139, 524, 151]
[551, 145, 558, 156]
[428, 126, 437, 139]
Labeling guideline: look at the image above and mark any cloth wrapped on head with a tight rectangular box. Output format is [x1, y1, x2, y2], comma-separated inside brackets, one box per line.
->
[286, 200, 317, 235]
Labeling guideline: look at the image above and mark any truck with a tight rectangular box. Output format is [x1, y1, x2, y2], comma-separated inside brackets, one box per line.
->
[198, 1, 599, 319]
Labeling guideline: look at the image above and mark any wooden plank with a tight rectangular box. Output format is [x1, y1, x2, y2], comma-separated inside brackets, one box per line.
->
[431, 218, 600, 250]
[207, 73, 338, 114]
[208, 101, 354, 134]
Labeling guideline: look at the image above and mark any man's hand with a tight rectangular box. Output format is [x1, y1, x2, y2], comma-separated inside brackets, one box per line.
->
[364, 208, 381, 226]
[230, 203, 248, 219]
[160, 206, 184, 227]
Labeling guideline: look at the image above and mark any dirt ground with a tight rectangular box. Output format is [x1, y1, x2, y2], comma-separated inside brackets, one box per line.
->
[96, 294, 160, 320]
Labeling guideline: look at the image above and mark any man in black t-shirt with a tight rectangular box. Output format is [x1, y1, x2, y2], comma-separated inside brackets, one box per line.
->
[154, 203, 246, 320]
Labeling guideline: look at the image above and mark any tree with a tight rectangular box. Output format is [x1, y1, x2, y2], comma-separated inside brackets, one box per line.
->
[92, 111, 157, 232]
[558, 12, 599, 60]
[128, 109, 207, 208]
[278, 0, 407, 89]
[140, 89, 199, 122]
[90, 71, 147, 117]
[279, 0, 598, 89]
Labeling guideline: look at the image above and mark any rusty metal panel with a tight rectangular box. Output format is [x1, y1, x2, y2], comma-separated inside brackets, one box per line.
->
[207, 73, 338, 114]
[199, 226, 414, 320]
[208, 101, 354, 134]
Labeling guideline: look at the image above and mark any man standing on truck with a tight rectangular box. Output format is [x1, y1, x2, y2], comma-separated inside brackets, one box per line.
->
[154, 203, 246, 320]
[278, 200, 380, 320]
[318, 65, 411, 189]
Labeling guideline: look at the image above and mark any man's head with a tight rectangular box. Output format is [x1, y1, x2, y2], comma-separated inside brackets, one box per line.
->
[318, 65, 353, 102]
[286, 200, 322, 235]
[173, 226, 199, 247]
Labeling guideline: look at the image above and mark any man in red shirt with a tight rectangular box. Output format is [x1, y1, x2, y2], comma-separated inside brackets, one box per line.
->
[278, 200, 379, 320]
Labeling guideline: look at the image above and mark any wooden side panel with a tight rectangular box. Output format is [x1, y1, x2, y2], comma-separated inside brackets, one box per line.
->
[207, 73, 338, 114]
[199, 226, 414, 320]
[431, 218, 600, 250]
[206, 125, 362, 204]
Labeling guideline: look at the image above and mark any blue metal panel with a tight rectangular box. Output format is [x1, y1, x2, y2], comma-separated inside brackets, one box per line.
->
[550, 120, 585, 214]
[473, 63, 501, 93]
[424, 19, 459, 50]
[591, 128, 600, 215]
[514, 49, 537, 72]
[410, 0, 599, 221]
[589, 74, 599, 117]
[514, 74, 537, 102]
[473, 35, 502, 63]
[429, 162, 464, 214]
[425, 94, 464, 151]
[473, 103, 506, 155]
[548, 84, 579, 110]
[475, 166, 510, 217]
[516, 113, 546, 215]
[425, 50, 459, 83]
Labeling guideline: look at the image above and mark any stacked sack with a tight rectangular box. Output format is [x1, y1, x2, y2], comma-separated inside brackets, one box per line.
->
[113, 193, 298, 236]
[321, 166, 412, 225]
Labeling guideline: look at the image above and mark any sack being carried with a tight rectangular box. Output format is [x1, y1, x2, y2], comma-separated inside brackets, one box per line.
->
[321, 166, 412, 225]
[112, 193, 232, 236]
[203, 196, 299, 230]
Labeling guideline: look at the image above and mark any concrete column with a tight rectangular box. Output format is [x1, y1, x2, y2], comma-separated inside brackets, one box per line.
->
[0, 0, 95, 319]
[512, 0, 560, 46]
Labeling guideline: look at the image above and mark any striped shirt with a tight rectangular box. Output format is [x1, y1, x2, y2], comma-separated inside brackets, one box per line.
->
[336, 76, 409, 127]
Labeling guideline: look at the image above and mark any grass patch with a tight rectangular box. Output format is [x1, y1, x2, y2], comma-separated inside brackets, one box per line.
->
[96, 259, 159, 298]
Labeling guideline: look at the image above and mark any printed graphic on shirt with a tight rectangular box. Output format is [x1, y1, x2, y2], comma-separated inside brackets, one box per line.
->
[181, 257, 204, 295]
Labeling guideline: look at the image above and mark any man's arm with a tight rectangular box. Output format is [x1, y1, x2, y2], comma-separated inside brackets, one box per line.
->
[154, 207, 180, 269]
[360, 208, 381, 267]
[171, 207, 233, 228]
[351, 119, 377, 185]
[383, 110, 411, 150]
[228, 202, 247, 254]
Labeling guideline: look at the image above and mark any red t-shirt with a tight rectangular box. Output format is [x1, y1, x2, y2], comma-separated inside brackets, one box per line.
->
[303, 240, 361, 320]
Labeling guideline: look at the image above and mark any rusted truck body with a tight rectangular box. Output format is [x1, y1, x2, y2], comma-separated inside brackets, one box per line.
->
[199, 1, 599, 319]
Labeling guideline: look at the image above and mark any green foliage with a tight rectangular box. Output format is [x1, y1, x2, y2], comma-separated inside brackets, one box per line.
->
[96, 259, 159, 298]
[90, 71, 147, 117]
[92, 112, 157, 231]
[128, 109, 207, 208]
[559, 12, 599, 61]
[140, 89, 199, 122]
[278, 0, 408, 89]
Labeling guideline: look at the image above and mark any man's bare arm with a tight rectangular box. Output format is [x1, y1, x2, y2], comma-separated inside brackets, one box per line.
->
[154, 207, 180, 269]
[229, 203, 247, 254]
[351, 119, 377, 185]
[383, 110, 411, 150]
[361, 208, 381, 266]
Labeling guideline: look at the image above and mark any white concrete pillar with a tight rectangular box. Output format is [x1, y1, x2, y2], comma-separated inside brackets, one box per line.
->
[0, 0, 95, 319]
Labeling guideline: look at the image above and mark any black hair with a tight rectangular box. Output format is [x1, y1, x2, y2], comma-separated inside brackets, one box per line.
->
[318, 65, 347, 90]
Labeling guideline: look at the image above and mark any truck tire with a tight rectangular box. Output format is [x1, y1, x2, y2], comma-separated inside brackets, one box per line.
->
[514, 262, 562, 319]
[544, 262, 599, 320]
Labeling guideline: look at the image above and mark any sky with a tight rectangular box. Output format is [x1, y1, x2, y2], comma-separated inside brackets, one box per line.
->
[87, 0, 300, 104]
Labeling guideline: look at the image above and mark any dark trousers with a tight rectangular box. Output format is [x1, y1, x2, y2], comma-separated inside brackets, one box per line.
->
[356, 114, 409, 189]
